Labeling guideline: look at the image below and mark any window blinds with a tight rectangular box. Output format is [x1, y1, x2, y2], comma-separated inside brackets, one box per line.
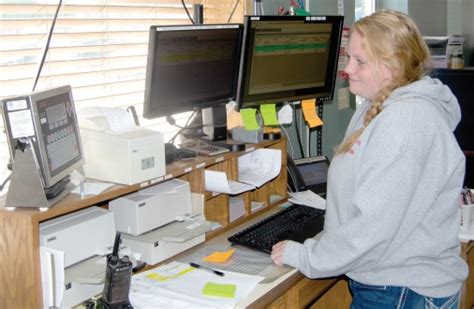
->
[0, 0, 203, 179]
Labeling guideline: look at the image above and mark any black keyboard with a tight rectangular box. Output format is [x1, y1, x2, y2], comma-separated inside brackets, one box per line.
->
[228, 204, 325, 254]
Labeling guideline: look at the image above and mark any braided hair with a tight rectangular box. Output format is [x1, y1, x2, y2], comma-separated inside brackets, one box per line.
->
[336, 10, 430, 155]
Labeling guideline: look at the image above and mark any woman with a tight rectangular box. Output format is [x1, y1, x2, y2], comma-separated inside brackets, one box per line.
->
[271, 10, 467, 308]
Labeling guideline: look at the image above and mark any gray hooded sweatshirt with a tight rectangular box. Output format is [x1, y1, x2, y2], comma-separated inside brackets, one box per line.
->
[282, 76, 468, 298]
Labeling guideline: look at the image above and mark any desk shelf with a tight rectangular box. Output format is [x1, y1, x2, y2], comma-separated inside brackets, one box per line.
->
[0, 138, 287, 308]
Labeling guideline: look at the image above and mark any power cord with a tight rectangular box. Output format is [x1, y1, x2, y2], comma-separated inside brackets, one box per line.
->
[181, 0, 195, 24]
[293, 104, 305, 158]
[32, 0, 63, 91]
[227, 0, 241, 23]
[167, 109, 198, 144]
[0, 175, 11, 192]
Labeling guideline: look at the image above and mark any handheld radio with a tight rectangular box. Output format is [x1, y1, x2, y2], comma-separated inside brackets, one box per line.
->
[102, 232, 133, 309]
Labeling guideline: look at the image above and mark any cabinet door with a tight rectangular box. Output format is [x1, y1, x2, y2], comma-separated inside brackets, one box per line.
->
[310, 279, 352, 309]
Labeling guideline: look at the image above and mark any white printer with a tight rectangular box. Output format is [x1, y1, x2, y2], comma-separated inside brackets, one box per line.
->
[80, 113, 165, 185]
[39, 206, 116, 308]
[109, 179, 193, 236]
[109, 179, 211, 265]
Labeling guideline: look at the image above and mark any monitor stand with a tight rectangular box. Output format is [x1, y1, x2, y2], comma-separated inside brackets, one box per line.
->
[173, 106, 245, 152]
[44, 176, 71, 200]
[6, 148, 73, 211]
[263, 127, 281, 140]
[180, 112, 205, 139]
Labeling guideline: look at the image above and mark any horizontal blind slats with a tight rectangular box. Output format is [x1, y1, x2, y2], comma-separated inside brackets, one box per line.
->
[0, 55, 147, 83]
[0, 1, 202, 174]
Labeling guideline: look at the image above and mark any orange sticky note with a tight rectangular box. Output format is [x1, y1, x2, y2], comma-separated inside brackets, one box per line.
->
[301, 99, 323, 128]
[203, 249, 236, 263]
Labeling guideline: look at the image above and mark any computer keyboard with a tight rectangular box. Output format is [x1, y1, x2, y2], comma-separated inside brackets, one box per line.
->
[228, 204, 325, 254]
[180, 140, 230, 156]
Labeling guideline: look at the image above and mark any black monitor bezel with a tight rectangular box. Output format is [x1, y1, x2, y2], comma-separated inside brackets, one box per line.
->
[143, 23, 244, 119]
[431, 68, 474, 151]
[236, 15, 344, 109]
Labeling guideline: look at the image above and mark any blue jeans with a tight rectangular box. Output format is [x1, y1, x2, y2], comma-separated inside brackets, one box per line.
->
[349, 279, 460, 309]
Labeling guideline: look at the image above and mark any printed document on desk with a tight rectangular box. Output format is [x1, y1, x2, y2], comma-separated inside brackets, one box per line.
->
[180, 244, 293, 283]
[238, 148, 281, 187]
[289, 190, 326, 210]
[205, 170, 255, 195]
[130, 261, 264, 308]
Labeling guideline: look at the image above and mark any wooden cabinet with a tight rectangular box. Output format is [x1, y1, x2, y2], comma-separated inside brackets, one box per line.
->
[265, 276, 351, 309]
[461, 242, 474, 309]
[0, 138, 287, 308]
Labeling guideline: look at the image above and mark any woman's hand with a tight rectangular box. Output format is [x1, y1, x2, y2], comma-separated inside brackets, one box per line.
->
[271, 240, 288, 266]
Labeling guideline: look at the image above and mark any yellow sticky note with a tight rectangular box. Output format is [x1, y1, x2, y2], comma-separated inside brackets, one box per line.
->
[146, 266, 194, 282]
[203, 248, 236, 263]
[202, 282, 236, 298]
[301, 99, 323, 128]
[240, 108, 260, 130]
[260, 103, 279, 126]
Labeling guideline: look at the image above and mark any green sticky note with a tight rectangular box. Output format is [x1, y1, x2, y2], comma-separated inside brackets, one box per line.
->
[240, 108, 260, 130]
[202, 282, 236, 298]
[293, 7, 311, 16]
[260, 104, 279, 126]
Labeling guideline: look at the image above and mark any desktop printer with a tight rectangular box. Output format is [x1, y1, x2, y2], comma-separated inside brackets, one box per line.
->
[80, 115, 165, 185]
[109, 179, 211, 264]
[39, 206, 116, 308]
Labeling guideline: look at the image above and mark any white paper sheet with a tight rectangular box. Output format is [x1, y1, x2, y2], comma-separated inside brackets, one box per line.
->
[130, 261, 264, 309]
[277, 103, 293, 124]
[238, 148, 281, 187]
[288, 190, 326, 210]
[229, 196, 246, 222]
[78, 106, 135, 134]
[205, 170, 255, 195]
[71, 182, 114, 196]
[8, 109, 35, 138]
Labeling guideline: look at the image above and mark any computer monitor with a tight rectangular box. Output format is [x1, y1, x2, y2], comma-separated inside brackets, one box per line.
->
[431, 68, 474, 188]
[1, 85, 84, 196]
[236, 15, 344, 109]
[431, 68, 474, 151]
[143, 24, 243, 140]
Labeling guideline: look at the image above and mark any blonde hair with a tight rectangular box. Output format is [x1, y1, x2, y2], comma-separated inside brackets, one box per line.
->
[336, 9, 430, 155]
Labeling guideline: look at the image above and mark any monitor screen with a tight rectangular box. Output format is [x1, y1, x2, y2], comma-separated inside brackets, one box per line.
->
[431, 68, 474, 151]
[143, 24, 243, 119]
[294, 156, 329, 187]
[237, 15, 344, 109]
[2, 85, 84, 189]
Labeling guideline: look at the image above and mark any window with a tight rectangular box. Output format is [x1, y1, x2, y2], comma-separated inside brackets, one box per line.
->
[0, 0, 245, 185]
[353, 0, 375, 105]
[355, 0, 375, 21]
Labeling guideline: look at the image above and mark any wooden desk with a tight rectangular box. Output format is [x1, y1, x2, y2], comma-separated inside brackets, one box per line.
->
[169, 203, 352, 309]
[0, 138, 288, 308]
[1, 135, 472, 308]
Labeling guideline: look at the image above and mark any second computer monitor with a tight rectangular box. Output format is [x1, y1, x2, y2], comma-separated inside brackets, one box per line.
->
[237, 15, 344, 108]
[143, 24, 243, 120]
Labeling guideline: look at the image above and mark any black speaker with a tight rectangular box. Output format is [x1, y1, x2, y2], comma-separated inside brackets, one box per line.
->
[202, 105, 227, 141]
